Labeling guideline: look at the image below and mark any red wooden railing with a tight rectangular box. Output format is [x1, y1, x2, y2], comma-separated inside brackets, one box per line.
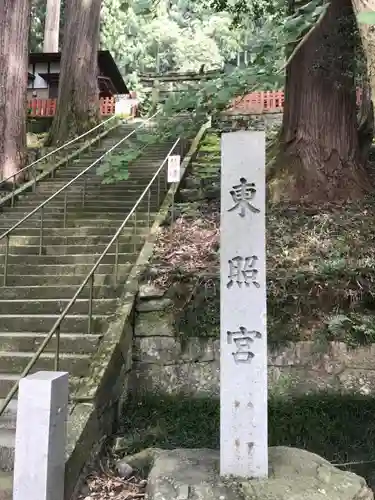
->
[28, 90, 365, 117]
[229, 89, 364, 114]
[28, 97, 118, 117]
[28, 99, 57, 117]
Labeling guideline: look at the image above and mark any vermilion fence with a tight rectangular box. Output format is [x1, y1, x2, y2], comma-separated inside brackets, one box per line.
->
[28, 97, 117, 117]
[28, 90, 365, 117]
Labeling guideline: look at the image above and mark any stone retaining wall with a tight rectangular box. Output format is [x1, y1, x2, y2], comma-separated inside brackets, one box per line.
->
[130, 285, 375, 397]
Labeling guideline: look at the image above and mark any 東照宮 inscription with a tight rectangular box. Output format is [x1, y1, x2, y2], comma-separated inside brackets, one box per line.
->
[227, 255, 260, 289]
[227, 327, 262, 363]
[228, 177, 260, 218]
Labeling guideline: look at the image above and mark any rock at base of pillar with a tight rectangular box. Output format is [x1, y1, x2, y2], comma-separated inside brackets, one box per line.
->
[120, 446, 373, 500]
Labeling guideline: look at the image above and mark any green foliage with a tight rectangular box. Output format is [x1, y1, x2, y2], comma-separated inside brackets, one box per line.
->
[357, 11, 375, 25]
[96, 151, 133, 183]
[100, 0, 246, 82]
[325, 313, 375, 348]
[158, 0, 326, 122]
[206, 0, 282, 26]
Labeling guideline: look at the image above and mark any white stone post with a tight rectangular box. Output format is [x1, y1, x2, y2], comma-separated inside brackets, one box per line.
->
[220, 130, 267, 478]
[13, 371, 69, 500]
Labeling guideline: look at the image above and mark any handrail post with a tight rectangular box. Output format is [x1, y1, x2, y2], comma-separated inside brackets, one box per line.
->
[88, 274, 94, 334]
[82, 174, 87, 207]
[3, 235, 9, 286]
[32, 166, 36, 192]
[147, 187, 151, 228]
[164, 162, 168, 191]
[114, 238, 119, 284]
[63, 192, 68, 228]
[157, 174, 160, 207]
[39, 207, 44, 255]
[54, 324, 60, 371]
[11, 176, 16, 207]
[133, 211, 137, 253]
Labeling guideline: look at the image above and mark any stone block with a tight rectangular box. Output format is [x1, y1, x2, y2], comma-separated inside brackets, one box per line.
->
[13, 371, 69, 500]
[138, 284, 166, 300]
[137, 298, 174, 312]
[131, 361, 219, 397]
[268, 366, 340, 396]
[133, 336, 181, 364]
[135, 312, 175, 337]
[180, 338, 218, 363]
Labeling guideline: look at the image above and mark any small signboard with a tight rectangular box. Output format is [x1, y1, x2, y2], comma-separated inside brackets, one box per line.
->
[167, 155, 181, 183]
[115, 95, 132, 116]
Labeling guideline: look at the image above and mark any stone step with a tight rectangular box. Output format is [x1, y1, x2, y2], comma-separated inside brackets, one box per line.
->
[0, 252, 136, 265]
[5, 203, 160, 215]
[0, 315, 108, 334]
[0, 351, 91, 376]
[8, 196, 160, 207]
[0, 240, 144, 255]
[0, 298, 119, 315]
[36, 182, 166, 193]
[60, 161, 169, 171]
[0, 214, 157, 227]
[0, 375, 20, 401]
[0, 233, 147, 247]
[19, 189, 154, 201]
[0, 470, 13, 498]
[0, 400, 17, 429]
[0, 373, 80, 400]
[0, 263, 130, 277]
[73, 152, 172, 164]
[0, 226, 149, 238]
[0, 206, 157, 219]
[0, 272, 129, 287]
[53, 171, 168, 180]
[0, 332, 102, 354]
[0, 285, 121, 300]
[6, 203, 160, 214]
[0, 428, 15, 472]
[18, 189, 145, 201]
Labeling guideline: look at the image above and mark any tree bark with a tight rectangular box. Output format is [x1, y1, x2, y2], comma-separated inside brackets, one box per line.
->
[43, 0, 61, 52]
[0, 0, 31, 183]
[351, 0, 375, 110]
[270, 0, 372, 204]
[47, 0, 102, 145]
[357, 78, 374, 163]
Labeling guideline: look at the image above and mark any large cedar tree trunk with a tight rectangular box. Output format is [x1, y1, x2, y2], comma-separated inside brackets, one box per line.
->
[0, 0, 31, 182]
[48, 0, 102, 145]
[270, 0, 371, 203]
[43, 0, 61, 52]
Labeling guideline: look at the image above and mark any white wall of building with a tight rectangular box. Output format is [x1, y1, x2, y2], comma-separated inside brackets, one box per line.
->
[28, 61, 61, 90]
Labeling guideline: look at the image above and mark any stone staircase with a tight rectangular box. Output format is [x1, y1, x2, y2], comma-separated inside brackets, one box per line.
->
[0, 121, 175, 482]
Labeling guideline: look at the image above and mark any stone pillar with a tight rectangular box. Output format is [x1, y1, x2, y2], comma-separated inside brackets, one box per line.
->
[13, 371, 69, 500]
[220, 130, 267, 478]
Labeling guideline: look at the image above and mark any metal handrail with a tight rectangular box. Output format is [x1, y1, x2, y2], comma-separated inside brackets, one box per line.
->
[0, 114, 119, 193]
[0, 136, 182, 417]
[0, 111, 161, 285]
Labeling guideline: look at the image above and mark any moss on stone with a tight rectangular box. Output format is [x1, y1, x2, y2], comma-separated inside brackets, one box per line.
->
[174, 278, 219, 341]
